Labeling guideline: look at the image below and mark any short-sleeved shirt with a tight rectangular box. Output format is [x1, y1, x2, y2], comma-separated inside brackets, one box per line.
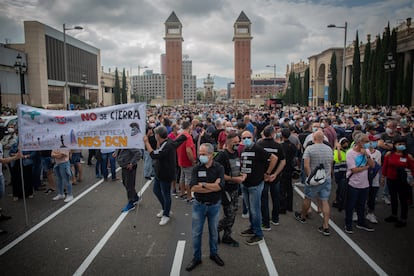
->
[346, 148, 369, 189]
[257, 138, 285, 182]
[241, 143, 271, 187]
[190, 161, 224, 203]
[176, 132, 196, 168]
[303, 143, 333, 181]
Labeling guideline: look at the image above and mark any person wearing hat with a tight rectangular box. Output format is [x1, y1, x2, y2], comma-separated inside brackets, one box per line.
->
[332, 137, 349, 210]
[365, 135, 382, 224]
[382, 136, 414, 227]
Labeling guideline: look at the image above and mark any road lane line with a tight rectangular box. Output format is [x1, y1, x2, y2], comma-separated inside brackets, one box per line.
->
[294, 186, 388, 276]
[73, 178, 153, 276]
[170, 240, 186, 276]
[0, 167, 121, 256]
[259, 241, 279, 276]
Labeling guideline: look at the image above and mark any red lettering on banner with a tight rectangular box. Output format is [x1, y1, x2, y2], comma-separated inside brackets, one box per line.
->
[81, 113, 97, 121]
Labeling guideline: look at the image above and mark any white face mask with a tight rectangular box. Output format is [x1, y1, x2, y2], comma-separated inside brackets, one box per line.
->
[7, 128, 14, 134]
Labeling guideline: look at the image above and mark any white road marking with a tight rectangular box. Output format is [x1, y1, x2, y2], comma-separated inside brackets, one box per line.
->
[170, 240, 186, 276]
[0, 168, 120, 256]
[73, 178, 153, 276]
[294, 186, 388, 276]
[259, 241, 279, 276]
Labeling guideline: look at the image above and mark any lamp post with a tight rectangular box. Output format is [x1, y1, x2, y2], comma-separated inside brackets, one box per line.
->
[63, 23, 83, 110]
[81, 73, 87, 107]
[328, 21, 347, 103]
[138, 65, 148, 102]
[14, 53, 27, 104]
[384, 52, 396, 106]
[100, 76, 105, 106]
[311, 76, 315, 107]
[266, 64, 276, 98]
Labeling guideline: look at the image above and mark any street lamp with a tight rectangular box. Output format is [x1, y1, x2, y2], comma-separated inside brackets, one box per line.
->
[81, 73, 87, 107]
[384, 52, 396, 106]
[100, 76, 105, 106]
[138, 65, 148, 102]
[311, 76, 315, 107]
[63, 23, 83, 110]
[328, 21, 347, 103]
[266, 64, 276, 98]
[14, 53, 27, 104]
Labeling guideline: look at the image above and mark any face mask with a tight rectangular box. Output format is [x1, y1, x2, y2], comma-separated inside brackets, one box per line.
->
[299, 122, 304, 127]
[232, 144, 239, 151]
[363, 143, 371, 149]
[312, 127, 318, 132]
[400, 118, 407, 125]
[149, 123, 156, 128]
[396, 145, 406, 151]
[370, 141, 378, 148]
[386, 128, 393, 135]
[320, 123, 325, 128]
[232, 122, 237, 127]
[199, 155, 209, 164]
[7, 128, 14, 134]
[275, 133, 282, 138]
[342, 144, 349, 150]
[243, 138, 253, 147]
[226, 127, 233, 132]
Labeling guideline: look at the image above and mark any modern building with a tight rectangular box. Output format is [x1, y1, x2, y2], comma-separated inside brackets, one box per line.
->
[182, 58, 197, 103]
[164, 11, 183, 106]
[233, 11, 252, 102]
[4, 21, 101, 109]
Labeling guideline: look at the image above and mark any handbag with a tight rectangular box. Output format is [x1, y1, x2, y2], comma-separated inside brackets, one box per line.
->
[307, 163, 326, 186]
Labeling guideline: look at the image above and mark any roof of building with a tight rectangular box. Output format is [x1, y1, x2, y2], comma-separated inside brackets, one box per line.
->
[165, 11, 181, 24]
[235, 11, 250, 23]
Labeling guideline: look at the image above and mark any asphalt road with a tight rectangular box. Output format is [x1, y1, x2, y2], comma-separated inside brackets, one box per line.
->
[0, 158, 412, 276]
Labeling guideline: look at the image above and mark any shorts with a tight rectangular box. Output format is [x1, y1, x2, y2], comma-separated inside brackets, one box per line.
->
[179, 166, 193, 185]
[41, 157, 54, 171]
[304, 178, 331, 201]
[70, 152, 81, 165]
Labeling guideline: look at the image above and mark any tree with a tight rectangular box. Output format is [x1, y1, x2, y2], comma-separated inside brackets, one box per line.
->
[121, 68, 127, 104]
[114, 68, 121, 104]
[361, 35, 371, 105]
[329, 51, 338, 104]
[303, 68, 309, 106]
[351, 31, 361, 105]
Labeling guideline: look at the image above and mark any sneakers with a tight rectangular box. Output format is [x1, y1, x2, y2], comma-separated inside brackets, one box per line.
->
[64, 195, 74, 202]
[318, 226, 331, 236]
[356, 223, 375, 232]
[156, 210, 172, 218]
[241, 212, 249, 219]
[240, 228, 255, 237]
[121, 202, 136, 213]
[366, 213, 378, 224]
[344, 225, 354, 234]
[132, 195, 141, 205]
[383, 196, 391, 205]
[44, 188, 55, 194]
[159, 215, 170, 226]
[52, 194, 65, 201]
[294, 212, 306, 223]
[261, 225, 271, 231]
[385, 215, 398, 223]
[245, 235, 264, 245]
[271, 220, 280, 226]
[395, 220, 407, 228]
[352, 211, 358, 222]
[221, 236, 240, 247]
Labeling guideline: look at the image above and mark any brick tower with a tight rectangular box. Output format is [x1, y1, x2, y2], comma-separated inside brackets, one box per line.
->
[233, 11, 252, 102]
[164, 11, 183, 105]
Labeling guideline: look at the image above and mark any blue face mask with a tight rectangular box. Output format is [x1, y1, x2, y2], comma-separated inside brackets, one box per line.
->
[363, 143, 371, 149]
[370, 141, 378, 149]
[396, 145, 406, 151]
[299, 122, 304, 127]
[199, 155, 209, 164]
[312, 127, 318, 132]
[243, 138, 253, 147]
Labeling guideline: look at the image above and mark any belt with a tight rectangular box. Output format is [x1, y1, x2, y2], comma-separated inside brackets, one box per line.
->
[197, 200, 218, 206]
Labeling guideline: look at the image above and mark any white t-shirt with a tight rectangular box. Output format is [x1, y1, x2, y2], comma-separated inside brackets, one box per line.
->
[367, 149, 382, 187]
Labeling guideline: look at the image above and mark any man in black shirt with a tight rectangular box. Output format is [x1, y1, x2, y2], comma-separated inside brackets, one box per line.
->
[186, 143, 225, 271]
[215, 132, 247, 247]
[280, 128, 298, 213]
[239, 131, 277, 245]
[257, 126, 286, 228]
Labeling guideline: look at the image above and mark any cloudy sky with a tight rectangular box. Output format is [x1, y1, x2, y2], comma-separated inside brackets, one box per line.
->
[1, 0, 413, 87]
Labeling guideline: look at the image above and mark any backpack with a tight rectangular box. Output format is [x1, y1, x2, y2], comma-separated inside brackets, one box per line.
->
[368, 161, 381, 186]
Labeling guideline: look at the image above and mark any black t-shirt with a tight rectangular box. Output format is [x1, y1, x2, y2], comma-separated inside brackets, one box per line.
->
[241, 143, 271, 187]
[190, 161, 225, 203]
[257, 138, 285, 183]
[214, 149, 241, 191]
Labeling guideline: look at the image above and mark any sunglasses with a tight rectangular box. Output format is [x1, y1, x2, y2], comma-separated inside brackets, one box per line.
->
[242, 137, 252, 140]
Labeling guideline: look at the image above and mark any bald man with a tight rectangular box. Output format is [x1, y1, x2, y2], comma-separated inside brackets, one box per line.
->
[295, 131, 333, 236]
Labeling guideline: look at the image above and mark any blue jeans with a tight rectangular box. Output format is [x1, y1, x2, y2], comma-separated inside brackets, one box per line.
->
[242, 181, 264, 237]
[153, 178, 172, 217]
[144, 150, 154, 178]
[54, 161, 72, 196]
[345, 185, 369, 227]
[101, 152, 116, 179]
[261, 181, 280, 226]
[192, 200, 221, 260]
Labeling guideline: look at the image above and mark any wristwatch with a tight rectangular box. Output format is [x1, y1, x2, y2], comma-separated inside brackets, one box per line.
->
[201, 182, 206, 188]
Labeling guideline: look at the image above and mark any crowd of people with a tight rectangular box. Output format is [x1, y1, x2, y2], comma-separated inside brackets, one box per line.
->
[1, 103, 413, 270]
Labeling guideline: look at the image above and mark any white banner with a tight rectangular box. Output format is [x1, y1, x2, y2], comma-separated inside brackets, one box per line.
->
[18, 103, 146, 151]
